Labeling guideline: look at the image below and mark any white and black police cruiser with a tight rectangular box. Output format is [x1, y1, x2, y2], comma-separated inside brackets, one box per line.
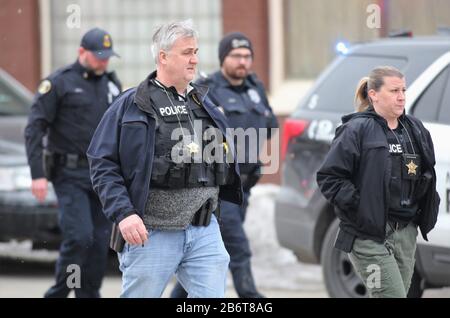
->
[275, 33, 450, 297]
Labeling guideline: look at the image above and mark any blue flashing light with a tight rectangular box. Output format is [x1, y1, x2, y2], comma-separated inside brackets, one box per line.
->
[335, 42, 349, 55]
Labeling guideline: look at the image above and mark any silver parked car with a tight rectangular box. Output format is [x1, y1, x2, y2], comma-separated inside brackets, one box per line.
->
[0, 68, 59, 248]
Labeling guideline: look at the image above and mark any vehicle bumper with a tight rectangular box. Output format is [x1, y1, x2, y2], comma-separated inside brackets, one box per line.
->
[0, 190, 59, 244]
[416, 243, 450, 287]
[274, 186, 325, 264]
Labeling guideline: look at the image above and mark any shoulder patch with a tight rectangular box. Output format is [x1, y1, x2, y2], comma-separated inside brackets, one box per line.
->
[38, 80, 52, 95]
[247, 88, 261, 103]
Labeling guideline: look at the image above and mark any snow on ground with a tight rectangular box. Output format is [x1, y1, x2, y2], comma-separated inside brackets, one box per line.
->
[244, 184, 323, 291]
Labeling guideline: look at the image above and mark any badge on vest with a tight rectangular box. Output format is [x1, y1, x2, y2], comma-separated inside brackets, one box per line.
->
[402, 153, 421, 180]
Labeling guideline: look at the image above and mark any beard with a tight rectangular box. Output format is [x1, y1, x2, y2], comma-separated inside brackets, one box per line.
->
[80, 57, 107, 76]
[227, 66, 248, 80]
[93, 69, 106, 76]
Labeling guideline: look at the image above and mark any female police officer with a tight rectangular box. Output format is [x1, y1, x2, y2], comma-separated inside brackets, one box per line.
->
[316, 66, 440, 297]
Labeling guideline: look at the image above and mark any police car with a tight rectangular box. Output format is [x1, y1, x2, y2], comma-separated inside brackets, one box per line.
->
[274, 35, 450, 297]
[0, 68, 59, 248]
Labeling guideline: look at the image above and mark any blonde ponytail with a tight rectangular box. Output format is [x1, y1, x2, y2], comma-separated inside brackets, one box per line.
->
[354, 77, 370, 112]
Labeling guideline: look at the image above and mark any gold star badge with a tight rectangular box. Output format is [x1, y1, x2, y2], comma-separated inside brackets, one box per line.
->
[406, 160, 418, 176]
[186, 142, 200, 154]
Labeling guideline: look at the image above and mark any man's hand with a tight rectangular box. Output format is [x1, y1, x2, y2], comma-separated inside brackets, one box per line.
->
[118, 214, 148, 245]
[31, 178, 48, 203]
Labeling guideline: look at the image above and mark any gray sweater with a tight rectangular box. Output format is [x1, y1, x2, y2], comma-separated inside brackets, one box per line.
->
[143, 186, 219, 230]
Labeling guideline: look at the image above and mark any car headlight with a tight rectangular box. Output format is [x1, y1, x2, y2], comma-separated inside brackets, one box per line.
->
[0, 166, 32, 191]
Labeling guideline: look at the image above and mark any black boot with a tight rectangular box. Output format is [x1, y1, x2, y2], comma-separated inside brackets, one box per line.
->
[231, 265, 265, 298]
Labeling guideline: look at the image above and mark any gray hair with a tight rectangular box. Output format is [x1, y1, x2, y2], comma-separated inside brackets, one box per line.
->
[151, 19, 198, 65]
[354, 66, 404, 112]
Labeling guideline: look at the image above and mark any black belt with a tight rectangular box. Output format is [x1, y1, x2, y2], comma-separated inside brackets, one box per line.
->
[54, 153, 89, 168]
[388, 220, 409, 232]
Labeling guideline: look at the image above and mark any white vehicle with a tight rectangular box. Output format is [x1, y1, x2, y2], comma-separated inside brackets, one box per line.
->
[275, 35, 450, 297]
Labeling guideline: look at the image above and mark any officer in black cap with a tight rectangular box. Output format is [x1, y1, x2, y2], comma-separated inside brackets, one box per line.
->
[24, 27, 122, 298]
[171, 32, 278, 298]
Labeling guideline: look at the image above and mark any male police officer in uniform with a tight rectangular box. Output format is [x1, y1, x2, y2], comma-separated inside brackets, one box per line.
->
[87, 20, 242, 298]
[171, 32, 278, 298]
[25, 28, 121, 298]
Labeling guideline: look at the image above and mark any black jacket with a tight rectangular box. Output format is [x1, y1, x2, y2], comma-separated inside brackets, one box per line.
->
[87, 72, 242, 224]
[25, 61, 122, 179]
[316, 108, 440, 242]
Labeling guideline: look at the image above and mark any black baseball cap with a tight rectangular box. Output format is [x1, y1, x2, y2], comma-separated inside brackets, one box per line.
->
[80, 27, 120, 60]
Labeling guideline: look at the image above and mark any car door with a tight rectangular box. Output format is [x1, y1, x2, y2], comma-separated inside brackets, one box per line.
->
[408, 59, 450, 249]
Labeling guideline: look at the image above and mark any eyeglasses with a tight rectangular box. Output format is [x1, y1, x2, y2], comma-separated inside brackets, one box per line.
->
[228, 53, 252, 61]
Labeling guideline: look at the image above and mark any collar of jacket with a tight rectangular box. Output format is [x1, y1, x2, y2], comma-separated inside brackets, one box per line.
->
[367, 105, 408, 129]
[134, 71, 209, 114]
[72, 60, 105, 80]
[213, 70, 252, 90]
[341, 105, 407, 129]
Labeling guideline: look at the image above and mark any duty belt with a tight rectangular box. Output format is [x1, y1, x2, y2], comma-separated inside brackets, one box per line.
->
[388, 220, 409, 232]
[54, 153, 89, 168]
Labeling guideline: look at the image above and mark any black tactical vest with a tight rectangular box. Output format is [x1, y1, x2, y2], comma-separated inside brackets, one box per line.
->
[147, 81, 233, 189]
[387, 122, 421, 223]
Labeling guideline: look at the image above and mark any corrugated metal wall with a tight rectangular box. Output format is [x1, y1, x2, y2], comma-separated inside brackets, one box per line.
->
[50, 0, 222, 88]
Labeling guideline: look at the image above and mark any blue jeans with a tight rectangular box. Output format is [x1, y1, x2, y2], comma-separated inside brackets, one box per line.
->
[118, 215, 230, 298]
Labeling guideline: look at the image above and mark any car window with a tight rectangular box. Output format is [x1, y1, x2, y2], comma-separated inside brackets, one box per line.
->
[300, 55, 407, 113]
[411, 65, 449, 123]
[437, 67, 450, 125]
[0, 80, 29, 116]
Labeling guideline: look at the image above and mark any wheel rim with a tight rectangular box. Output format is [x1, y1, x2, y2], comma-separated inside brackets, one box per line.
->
[334, 249, 368, 297]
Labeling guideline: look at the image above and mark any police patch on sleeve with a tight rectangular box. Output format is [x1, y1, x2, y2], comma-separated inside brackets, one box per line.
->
[248, 88, 261, 104]
[38, 80, 52, 95]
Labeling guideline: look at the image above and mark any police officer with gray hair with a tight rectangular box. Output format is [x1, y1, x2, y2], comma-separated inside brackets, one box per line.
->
[87, 20, 242, 297]
[25, 27, 121, 297]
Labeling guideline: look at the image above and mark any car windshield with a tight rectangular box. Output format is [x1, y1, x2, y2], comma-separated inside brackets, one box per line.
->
[300, 55, 408, 113]
[0, 79, 29, 116]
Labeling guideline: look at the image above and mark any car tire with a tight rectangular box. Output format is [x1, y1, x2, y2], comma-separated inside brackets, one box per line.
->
[321, 218, 368, 298]
[407, 269, 425, 298]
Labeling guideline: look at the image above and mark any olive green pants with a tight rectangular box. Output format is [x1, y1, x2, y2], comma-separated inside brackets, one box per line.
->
[348, 222, 418, 298]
